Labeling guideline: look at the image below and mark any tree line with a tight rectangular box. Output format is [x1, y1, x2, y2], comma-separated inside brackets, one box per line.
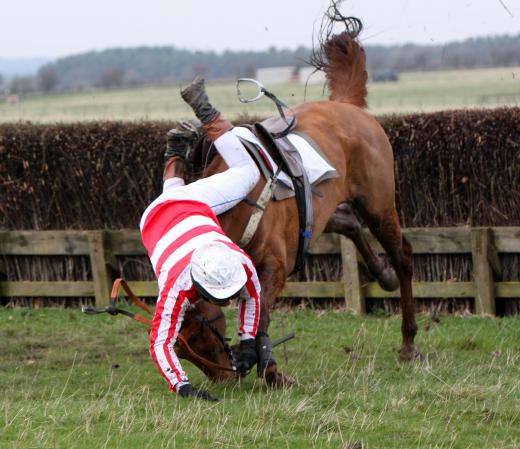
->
[2, 33, 519, 95]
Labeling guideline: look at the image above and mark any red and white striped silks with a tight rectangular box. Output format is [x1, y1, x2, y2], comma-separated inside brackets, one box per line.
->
[141, 199, 260, 392]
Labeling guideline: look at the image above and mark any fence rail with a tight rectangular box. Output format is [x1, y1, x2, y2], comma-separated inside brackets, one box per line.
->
[1, 227, 519, 315]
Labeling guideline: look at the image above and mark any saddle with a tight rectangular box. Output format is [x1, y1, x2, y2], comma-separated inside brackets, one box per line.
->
[237, 117, 315, 273]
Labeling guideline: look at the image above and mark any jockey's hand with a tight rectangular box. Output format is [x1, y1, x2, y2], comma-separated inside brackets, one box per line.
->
[177, 383, 219, 402]
[165, 121, 201, 160]
[235, 338, 257, 377]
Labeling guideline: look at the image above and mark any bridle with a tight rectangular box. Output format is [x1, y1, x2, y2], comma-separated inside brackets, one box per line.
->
[178, 306, 237, 373]
[83, 278, 237, 374]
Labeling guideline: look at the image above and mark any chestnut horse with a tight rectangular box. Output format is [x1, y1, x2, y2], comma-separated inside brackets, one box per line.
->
[175, 16, 419, 386]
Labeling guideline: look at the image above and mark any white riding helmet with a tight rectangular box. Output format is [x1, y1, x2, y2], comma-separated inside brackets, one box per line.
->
[190, 241, 247, 303]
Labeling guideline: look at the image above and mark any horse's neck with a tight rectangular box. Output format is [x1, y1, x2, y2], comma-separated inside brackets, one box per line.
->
[204, 154, 225, 177]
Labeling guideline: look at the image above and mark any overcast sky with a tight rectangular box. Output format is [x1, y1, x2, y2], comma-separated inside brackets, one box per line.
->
[1, 0, 519, 59]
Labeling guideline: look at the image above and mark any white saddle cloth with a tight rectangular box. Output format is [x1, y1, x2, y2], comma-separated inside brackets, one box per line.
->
[232, 126, 338, 191]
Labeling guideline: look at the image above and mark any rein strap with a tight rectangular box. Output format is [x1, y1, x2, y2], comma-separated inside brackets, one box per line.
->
[176, 334, 237, 372]
[109, 278, 236, 373]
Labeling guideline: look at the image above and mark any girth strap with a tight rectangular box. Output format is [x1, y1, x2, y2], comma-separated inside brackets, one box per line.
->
[273, 135, 313, 272]
[253, 122, 314, 273]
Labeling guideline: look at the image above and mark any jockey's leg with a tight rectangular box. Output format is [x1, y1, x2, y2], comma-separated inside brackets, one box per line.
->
[178, 77, 260, 215]
[203, 113, 232, 141]
[181, 76, 254, 167]
[181, 76, 233, 141]
[181, 77, 220, 125]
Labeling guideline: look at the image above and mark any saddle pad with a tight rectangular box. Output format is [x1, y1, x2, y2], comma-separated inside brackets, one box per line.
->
[232, 127, 339, 199]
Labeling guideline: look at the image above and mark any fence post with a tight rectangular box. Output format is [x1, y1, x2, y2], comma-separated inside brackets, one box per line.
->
[0, 258, 6, 298]
[88, 231, 112, 306]
[340, 236, 365, 314]
[471, 227, 496, 315]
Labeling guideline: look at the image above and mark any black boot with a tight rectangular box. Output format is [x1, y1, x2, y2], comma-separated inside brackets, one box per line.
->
[180, 77, 219, 124]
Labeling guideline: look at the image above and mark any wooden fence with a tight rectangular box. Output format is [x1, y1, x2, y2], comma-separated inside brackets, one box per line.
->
[0, 227, 519, 315]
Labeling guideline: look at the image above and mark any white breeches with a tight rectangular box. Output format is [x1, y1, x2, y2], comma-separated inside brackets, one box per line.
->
[152, 131, 260, 217]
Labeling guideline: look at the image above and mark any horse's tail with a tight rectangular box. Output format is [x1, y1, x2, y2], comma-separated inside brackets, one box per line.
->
[309, 3, 367, 108]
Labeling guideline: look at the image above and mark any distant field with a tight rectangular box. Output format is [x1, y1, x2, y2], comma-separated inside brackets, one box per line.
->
[0, 66, 519, 123]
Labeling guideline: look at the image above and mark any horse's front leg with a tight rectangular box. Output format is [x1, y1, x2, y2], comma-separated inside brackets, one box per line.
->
[256, 256, 296, 388]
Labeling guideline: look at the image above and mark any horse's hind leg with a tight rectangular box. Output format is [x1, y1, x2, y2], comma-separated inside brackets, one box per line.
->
[357, 204, 420, 361]
[325, 202, 399, 291]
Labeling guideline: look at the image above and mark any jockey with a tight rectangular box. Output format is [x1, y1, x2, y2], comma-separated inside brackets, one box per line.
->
[140, 77, 263, 401]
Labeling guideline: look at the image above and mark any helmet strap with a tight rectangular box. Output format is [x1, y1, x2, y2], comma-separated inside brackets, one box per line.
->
[190, 273, 243, 305]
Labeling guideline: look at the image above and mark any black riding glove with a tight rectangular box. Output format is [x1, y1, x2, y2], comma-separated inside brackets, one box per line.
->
[177, 383, 219, 402]
[235, 338, 258, 376]
[164, 121, 201, 161]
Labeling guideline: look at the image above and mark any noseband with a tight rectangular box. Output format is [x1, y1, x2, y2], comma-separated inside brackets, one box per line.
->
[178, 308, 237, 373]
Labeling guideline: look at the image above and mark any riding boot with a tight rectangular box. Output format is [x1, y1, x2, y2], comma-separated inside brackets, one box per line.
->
[203, 113, 233, 141]
[180, 77, 219, 125]
[181, 77, 233, 140]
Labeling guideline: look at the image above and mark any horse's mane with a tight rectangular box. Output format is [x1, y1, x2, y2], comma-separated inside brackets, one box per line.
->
[309, 0, 367, 108]
[186, 136, 216, 182]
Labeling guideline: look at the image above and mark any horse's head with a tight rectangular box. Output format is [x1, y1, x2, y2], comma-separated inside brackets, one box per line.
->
[175, 299, 237, 382]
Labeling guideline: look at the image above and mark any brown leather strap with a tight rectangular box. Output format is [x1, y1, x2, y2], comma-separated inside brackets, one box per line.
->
[110, 278, 235, 373]
[111, 278, 152, 315]
[133, 314, 153, 327]
[176, 334, 237, 373]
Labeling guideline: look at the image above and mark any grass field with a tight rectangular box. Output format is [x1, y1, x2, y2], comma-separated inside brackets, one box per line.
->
[2, 308, 520, 448]
[0, 66, 519, 123]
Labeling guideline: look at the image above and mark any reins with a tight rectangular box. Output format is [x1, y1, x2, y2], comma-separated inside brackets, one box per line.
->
[181, 306, 237, 373]
[83, 278, 295, 374]
[82, 278, 237, 373]
[177, 334, 236, 373]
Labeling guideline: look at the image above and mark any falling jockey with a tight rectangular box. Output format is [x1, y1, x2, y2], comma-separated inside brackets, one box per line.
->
[140, 77, 266, 401]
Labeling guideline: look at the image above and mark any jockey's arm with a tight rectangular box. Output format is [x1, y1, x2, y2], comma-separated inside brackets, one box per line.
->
[234, 259, 262, 375]
[237, 261, 261, 341]
[161, 131, 261, 216]
[149, 291, 190, 393]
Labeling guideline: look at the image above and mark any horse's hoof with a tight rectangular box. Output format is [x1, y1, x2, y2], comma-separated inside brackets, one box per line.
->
[266, 372, 296, 389]
[264, 366, 296, 389]
[378, 266, 399, 292]
[398, 345, 423, 362]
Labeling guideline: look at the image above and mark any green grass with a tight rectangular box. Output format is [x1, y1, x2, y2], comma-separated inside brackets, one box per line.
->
[1, 308, 520, 448]
[1, 66, 519, 123]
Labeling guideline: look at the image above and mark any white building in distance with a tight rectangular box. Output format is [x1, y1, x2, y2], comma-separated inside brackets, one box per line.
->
[256, 66, 326, 85]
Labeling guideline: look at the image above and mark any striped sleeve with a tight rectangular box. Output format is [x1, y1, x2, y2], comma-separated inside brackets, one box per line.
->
[149, 274, 192, 392]
[237, 259, 261, 340]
